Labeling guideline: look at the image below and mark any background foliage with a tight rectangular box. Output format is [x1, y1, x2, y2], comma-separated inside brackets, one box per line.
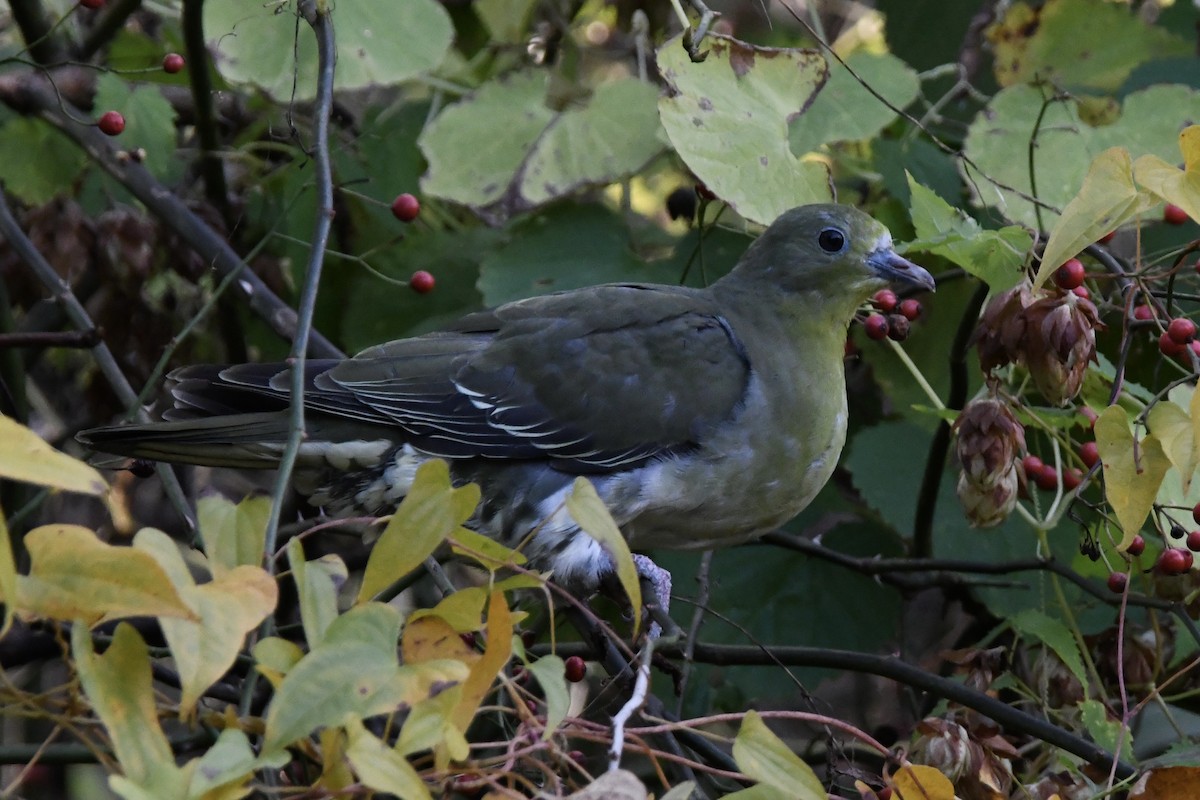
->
[1, 0, 1200, 798]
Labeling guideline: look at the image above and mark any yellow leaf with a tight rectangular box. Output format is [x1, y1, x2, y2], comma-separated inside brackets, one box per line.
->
[1096, 406, 1171, 547]
[1148, 384, 1200, 493]
[1036, 148, 1154, 289]
[732, 711, 826, 800]
[197, 494, 270, 577]
[402, 614, 481, 665]
[17, 525, 195, 624]
[357, 459, 480, 603]
[1131, 765, 1200, 800]
[448, 527, 526, 570]
[451, 590, 512, 732]
[892, 764, 956, 800]
[71, 622, 188, 796]
[0, 413, 108, 496]
[344, 717, 432, 800]
[566, 477, 641, 635]
[252, 637, 304, 690]
[134, 528, 277, 715]
[1134, 125, 1200, 223]
[317, 728, 354, 795]
[0, 509, 16, 637]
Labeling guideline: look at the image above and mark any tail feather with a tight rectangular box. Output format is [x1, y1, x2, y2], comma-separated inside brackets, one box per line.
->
[78, 413, 293, 469]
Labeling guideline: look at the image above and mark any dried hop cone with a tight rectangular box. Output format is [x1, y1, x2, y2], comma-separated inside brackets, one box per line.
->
[974, 280, 1034, 373]
[954, 396, 1024, 527]
[1022, 291, 1103, 406]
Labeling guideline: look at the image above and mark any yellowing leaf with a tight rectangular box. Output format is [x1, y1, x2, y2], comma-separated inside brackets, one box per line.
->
[567, 478, 641, 635]
[0, 509, 16, 637]
[732, 711, 825, 800]
[1096, 406, 1171, 546]
[396, 689, 469, 761]
[1134, 125, 1200, 223]
[1148, 384, 1200, 493]
[1131, 766, 1200, 800]
[448, 527, 527, 570]
[17, 525, 194, 625]
[197, 494, 269, 577]
[525, 655, 570, 739]
[357, 460, 480, 603]
[0, 413, 108, 496]
[402, 614, 481, 665]
[892, 764, 956, 800]
[1036, 147, 1153, 289]
[71, 623, 188, 796]
[451, 590, 512, 732]
[344, 717, 432, 800]
[253, 637, 304, 690]
[134, 528, 277, 715]
[288, 539, 346, 648]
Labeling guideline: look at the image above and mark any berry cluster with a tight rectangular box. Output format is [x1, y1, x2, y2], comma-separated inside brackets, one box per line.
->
[862, 289, 923, 342]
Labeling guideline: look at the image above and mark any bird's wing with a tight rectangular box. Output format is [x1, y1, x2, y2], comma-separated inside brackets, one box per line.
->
[156, 285, 751, 471]
[332, 284, 751, 470]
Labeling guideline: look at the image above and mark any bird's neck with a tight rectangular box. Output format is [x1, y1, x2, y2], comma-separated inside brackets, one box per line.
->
[711, 278, 862, 351]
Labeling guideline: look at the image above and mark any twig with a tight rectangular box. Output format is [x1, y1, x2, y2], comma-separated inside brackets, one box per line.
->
[609, 641, 653, 771]
[0, 187, 195, 532]
[180, 0, 231, 220]
[0, 329, 101, 348]
[77, 0, 143, 61]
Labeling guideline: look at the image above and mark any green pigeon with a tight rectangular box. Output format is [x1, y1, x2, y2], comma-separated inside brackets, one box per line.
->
[80, 204, 933, 596]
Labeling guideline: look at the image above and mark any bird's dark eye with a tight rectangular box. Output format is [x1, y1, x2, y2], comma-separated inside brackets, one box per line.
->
[818, 227, 846, 253]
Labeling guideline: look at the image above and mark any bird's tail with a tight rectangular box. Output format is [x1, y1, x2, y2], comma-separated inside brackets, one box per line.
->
[78, 413, 293, 469]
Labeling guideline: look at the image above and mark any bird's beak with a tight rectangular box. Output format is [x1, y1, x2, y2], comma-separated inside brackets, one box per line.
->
[868, 249, 936, 292]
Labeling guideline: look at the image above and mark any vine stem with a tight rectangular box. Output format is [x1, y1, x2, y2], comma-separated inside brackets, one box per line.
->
[885, 337, 944, 411]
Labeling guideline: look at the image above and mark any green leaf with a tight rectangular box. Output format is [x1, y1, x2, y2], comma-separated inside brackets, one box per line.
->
[0, 118, 87, 205]
[357, 459, 479, 603]
[289, 540, 346, 648]
[71, 623, 187, 797]
[196, 494, 269, 577]
[1035, 148, 1155, 289]
[904, 176, 1030, 291]
[203, 0, 453, 101]
[988, 0, 1190, 92]
[1011, 609, 1088, 689]
[134, 528, 277, 714]
[788, 52, 919, 153]
[344, 717, 433, 800]
[420, 73, 662, 219]
[448, 528, 528, 572]
[658, 33, 833, 225]
[252, 636, 304, 689]
[262, 603, 468, 753]
[396, 690, 469, 761]
[732, 711, 825, 800]
[93, 73, 180, 183]
[18, 525, 195, 625]
[186, 728, 287, 799]
[0, 413, 108, 497]
[525, 655, 570, 738]
[1147, 384, 1200, 494]
[963, 84, 1200, 229]
[566, 478, 641, 635]
[1096, 406, 1171, 546]
[1079, 698, 1133, 760]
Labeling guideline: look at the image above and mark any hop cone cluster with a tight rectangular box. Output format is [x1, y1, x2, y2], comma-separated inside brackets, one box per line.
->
[954, 396, 1025, 527]
[974, 279, 1103, 405]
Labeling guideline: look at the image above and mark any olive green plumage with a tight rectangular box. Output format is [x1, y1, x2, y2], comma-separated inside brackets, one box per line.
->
[80, 204, 933, 588]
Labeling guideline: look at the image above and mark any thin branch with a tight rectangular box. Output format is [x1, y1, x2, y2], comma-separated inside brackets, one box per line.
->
[180, 0, 231, 220]
[8, 0, 67, 65]
[0, 70, 342, 358]
[77, 0, 143, 61]
[0, 187, 195, 532]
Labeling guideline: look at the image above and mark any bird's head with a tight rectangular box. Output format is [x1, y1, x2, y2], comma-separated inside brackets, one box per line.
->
[727, 204, 935, 303]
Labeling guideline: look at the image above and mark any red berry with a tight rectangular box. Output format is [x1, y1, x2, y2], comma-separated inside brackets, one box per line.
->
[1193, 503, 1200, 526]
[1062, 467, 1083, 492]
[1133, 305, 1154, 321]
[872, 289, 898, 312]
[409, 270, 435, 294]
[1167, 317, 1197, 344]
[1079, 407, 1098, 428]
[460, 631, 476, 648]
[1188, 531, 1200, 552]
[1126, 535, 1145, 557]
[390, 192, 420, 222]
[898, 298, 922, 321]
[1195, 258, 1200, 276]
[1034, 463, 1060, 491]
[694, 182, 716, 201]
[564, 655, 586, 682]
[162, 53, 185, 73]
[1053, 258, 1085, 291]
[1158, 548, 1192, 575]
[79, 0, 104, 8]
[1106, 572, 1127, 593]
[1160, 331, 1188, 358]
[1079, 441, 1100, 469]
[520, 629, 537, 649]
[863, 313, 889, 341]
[1163, 203, 1190, 225]
[886, 314, 910, 341]
[1022, 455, 1044, 476]
[97, 110, 125, 136]
[1098, 231, 1116, 244]
[1072, 285, 1090, 300]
